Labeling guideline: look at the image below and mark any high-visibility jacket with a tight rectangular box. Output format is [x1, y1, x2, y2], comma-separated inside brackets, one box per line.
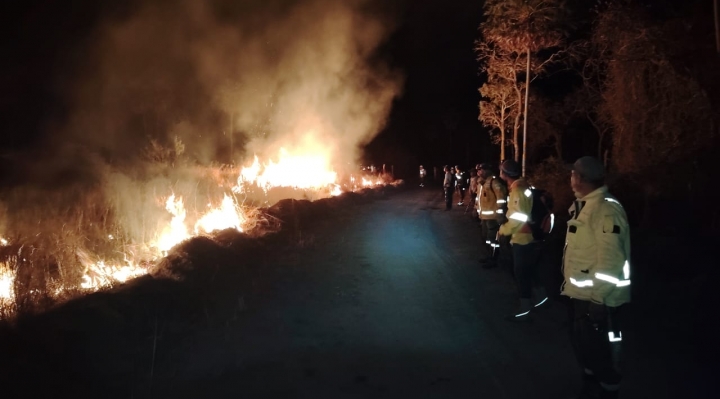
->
[561, 186, 631, 307]
[477, 176, 508, 221]
[499, 177, 534, 245]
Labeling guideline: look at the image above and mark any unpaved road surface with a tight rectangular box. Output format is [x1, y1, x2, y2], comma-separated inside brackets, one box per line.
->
[1, 184, 713, 398]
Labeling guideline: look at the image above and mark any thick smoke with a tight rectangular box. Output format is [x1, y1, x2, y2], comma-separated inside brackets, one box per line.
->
[64, 0, 403, 169]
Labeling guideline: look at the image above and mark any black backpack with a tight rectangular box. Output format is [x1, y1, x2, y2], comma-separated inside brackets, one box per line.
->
[528, 187, 555, 241]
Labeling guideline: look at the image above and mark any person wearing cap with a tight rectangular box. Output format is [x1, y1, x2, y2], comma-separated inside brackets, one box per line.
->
[477, 163, 508, 269]
[443, 165, 454, 210]
[498, 159, 543, 321]
[563, 156, 630, 399]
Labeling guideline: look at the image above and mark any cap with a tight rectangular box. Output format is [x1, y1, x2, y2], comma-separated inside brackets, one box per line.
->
[478, 163, 492, 170]
[500, 160, 521, 177]
[572, 156, 605, 181]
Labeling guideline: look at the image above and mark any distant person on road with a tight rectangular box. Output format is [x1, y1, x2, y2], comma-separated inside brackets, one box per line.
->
[477, 163, 508, 269]
[498, 160, 543, 322]
[443, 165, 453, 210]
[455, 165, 468, 206]
[562, 156, 631, 399]
[419, 165, 427, 187]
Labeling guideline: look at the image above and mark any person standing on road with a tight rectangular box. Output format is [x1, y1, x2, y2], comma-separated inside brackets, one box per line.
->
[498, 160, 543, 321]
[419, 165, 427, 187]
[477, 163, 508, 269]
[443, 165, 454, 210]
[563, 156, 631, 399]
[468, 168, 480, 217]
[455, 165, 468, 206]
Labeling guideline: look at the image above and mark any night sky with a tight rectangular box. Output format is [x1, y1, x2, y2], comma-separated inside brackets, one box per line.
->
[1, 0, 487, 178]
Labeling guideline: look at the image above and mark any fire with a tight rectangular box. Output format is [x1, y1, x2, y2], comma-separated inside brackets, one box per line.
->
[237, 149, 338, 192]
[80, 260, 146, 290]
[195, 194, 245, 234]
[154, 194, 191, 253]
[1, 265, 14, 303]
[0, 145, 393, 315]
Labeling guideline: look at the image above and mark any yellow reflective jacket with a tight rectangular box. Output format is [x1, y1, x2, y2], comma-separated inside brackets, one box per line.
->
[561, 186, 631, 307]
[477, 176, 508, 220]
[498, 177, 533, 245]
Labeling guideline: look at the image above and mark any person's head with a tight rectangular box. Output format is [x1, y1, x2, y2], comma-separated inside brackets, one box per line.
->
[478, 163, 492, 179]
[444, 165, 451, 173]
[419, 165, 424, 169]
[454, 165, 461, 173]
[570, 156, 605, 198]
[499, 160, 521, 183]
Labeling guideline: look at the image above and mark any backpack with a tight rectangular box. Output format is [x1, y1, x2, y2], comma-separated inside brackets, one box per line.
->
[528, 187, 555, 241]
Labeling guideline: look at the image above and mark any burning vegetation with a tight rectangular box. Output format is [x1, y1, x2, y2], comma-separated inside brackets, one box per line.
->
[0, 141, 396, 318]
[0, 0, 402, 318]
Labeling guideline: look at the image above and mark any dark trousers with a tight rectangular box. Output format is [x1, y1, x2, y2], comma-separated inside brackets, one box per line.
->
[469, 193, 478, 215]
[571, 299, 623, 389]
[512, 241, 543, 298]
[480, 219, 500, 260]
[444, 188, 453, 209]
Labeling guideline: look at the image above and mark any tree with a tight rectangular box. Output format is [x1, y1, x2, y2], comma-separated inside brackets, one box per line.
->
[590, 2, 714, 225]
[477, 42, 524, 161]
[479, 0, 569, 175]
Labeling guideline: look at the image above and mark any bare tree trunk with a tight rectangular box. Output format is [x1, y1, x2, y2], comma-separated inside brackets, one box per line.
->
[522, 48, 530, 177]
[513, 114, 521, 162]
[500, 108, 506, 161]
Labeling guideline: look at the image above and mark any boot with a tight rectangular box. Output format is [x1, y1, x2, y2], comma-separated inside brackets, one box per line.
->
[533, 287, 549, 309]
[505, 298, 533, 322]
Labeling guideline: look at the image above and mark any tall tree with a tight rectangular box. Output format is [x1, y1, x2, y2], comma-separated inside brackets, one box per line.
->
[479, 0, 569, 175]
[590, 2, 713, 224]
[477, 43, 524, 161]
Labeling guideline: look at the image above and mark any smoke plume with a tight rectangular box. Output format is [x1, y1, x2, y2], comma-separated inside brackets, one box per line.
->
[63, 0, 403, 169]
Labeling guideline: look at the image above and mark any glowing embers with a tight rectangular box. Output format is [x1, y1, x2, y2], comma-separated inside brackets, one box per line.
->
[79, 259, 146, 290]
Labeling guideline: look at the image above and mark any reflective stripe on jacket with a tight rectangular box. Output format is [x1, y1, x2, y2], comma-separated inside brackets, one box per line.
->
[498, 177, 533, 245]
[478, 176, 508, 220]
[561, 186, 631, 307]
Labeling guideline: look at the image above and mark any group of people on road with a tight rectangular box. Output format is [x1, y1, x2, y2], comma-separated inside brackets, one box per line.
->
[423, 156, 632, 399]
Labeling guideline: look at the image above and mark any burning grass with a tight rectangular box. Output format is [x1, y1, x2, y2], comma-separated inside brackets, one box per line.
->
[0, 147, 397, 319]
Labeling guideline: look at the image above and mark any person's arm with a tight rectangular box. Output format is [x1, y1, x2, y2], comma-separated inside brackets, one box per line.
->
[590, 202, 630, 304]
[499, 188, 529, 236]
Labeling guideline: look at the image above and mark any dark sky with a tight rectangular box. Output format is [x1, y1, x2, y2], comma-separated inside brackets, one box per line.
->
[0, 0, 487, 174]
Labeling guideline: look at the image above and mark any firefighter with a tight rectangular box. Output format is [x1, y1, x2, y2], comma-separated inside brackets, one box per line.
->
[563, 156, 630, 399]
[455, 165, 468, 206]
[498, 160, 543, 321]
[443, 165, 453, 210]
[419, 165, 427, 187]
[476, 163, 508, 269]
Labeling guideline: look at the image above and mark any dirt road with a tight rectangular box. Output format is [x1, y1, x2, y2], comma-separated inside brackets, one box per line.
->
[1, 184, 713, 398]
